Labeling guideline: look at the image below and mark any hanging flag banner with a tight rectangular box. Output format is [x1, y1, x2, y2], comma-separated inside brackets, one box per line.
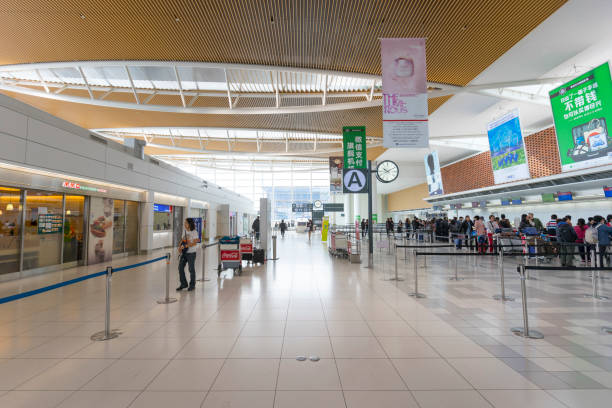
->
[486, 109, 530, 184]
[329, 157, 344, 193]
[549, 62, 612, 172]
[342, 126, 367, 168]
[381, 38, 429, 148]
[424, 151, 444, 196]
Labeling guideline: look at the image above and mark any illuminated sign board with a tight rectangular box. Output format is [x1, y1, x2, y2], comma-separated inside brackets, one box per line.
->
[62, 181, 107, 193]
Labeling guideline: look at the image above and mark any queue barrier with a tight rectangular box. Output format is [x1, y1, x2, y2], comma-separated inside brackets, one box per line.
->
[198, 241, 219, 282]
[0, 254, 170, 342]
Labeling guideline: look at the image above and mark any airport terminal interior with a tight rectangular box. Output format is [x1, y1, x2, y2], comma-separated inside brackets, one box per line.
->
[1, 1, 612, 407]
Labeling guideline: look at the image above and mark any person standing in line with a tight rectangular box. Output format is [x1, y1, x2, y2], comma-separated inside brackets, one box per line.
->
[177, 218, 198, 291]
[546, 214, 558, 242]
[557, 215, 577, 267]
[528, 213, 544, 231]
[485, 214, 499, 253]
[574, 218, 588, 263]
[473, 215, 487, 254]
[279, 219, 287, 238]
[594, 215, 612, 266]
[360, 219, 366, 237]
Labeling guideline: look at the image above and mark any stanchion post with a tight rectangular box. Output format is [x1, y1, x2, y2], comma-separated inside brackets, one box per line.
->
[511, 265, 543, 339]
[157, 253, 178, 304]
[91, 266, 121, 341]
[585, 263, 609, 300]
[198, 243, 211, 282]
[408, 249, 425, 298]
[493, 248, 514, 301]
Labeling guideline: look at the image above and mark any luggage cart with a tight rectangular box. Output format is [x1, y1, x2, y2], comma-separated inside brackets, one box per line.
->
[218, 236, 242, 276]
[240, 237, 253, 265]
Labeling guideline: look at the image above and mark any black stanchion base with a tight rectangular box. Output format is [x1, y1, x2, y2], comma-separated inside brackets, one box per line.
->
[448, 276, 464, 281]
[197, 277, 211, 282]
[602, 327, 612, 334]
[91, 329, 122, 341]
[157, 297, 178, 304]
[385, 277, 405, 281]
[492, 294, 515, 301]
[511, 327, 543, 339]
[408, 292, 426, 298]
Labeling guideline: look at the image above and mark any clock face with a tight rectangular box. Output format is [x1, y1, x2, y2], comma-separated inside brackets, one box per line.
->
[313, 200, 322, 209]
[376, 160, 399, 183]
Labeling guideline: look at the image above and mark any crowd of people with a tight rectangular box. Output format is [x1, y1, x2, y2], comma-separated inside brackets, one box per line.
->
[391, 212, 612, 267]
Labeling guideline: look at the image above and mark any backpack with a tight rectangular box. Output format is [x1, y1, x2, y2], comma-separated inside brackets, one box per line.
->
[558, 223, 576, 243]
[585, 226, 599, 244]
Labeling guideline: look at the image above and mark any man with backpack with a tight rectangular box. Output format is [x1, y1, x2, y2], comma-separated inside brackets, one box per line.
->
[557, 215, 577, 267]
[593, 215, 612, 266]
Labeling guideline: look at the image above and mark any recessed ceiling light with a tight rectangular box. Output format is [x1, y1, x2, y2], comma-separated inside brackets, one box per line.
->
[80, 13, 86, 19]
[175, 16, 180, 22]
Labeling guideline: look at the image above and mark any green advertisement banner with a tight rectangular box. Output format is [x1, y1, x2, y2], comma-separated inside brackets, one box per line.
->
[343, 126, 367, 168]
[549, 62, 612, 172]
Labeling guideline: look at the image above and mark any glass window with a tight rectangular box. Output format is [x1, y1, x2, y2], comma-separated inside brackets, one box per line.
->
[113, 200, 125, 254]
[154, 210, 172, 231]
[125, 201, 139, 253]
[0, 187, 22, 274]
[23, 190, 63, 270]
[63, 195, 85, 263]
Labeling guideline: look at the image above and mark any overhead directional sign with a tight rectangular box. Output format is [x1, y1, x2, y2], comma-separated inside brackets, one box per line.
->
[343, 168, 368, 194]
[323, 203, 344, 212]
[291, 203, 313, 212]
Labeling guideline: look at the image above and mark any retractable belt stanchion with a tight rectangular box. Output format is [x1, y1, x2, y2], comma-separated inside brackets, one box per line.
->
[408, 249, 426, 298]
[511, 265, 543, 339]
[388, 243, 404, 282]
[198, 243, 211, 282]
[584, 248, 608, 300]
[158, 253, 178, 304]
[91, 266, 122, 341]
[448, 251, 463, 281]
[493, 246, 514, 301]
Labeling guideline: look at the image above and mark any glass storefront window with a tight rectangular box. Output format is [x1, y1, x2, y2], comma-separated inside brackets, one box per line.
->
[63, 195, 85, 264]
[125, 201, 139, 253]
[0, 187, 22, 274]
[154, 210, 172, 231]
[113, 199, 125, 254]
[23, 191, 63, 270]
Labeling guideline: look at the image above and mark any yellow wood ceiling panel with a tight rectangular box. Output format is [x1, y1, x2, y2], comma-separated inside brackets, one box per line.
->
[0, 0, 566, 87]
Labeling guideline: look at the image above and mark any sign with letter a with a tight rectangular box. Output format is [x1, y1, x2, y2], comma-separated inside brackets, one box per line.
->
[342, 168, 368, 194]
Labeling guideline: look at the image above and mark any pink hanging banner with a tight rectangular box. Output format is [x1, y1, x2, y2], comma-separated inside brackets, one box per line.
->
[381, 38, 429, 148]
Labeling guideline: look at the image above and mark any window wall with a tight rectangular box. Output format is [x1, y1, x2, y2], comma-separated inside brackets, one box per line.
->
[175, 161, 330, 223]
[0, 187, 22, 273]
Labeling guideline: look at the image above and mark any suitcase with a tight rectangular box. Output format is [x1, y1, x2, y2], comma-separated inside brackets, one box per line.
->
[253, 248, 266, 264]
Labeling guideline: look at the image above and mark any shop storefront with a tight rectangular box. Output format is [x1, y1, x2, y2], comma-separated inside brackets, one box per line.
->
[0, 169, 142, 280]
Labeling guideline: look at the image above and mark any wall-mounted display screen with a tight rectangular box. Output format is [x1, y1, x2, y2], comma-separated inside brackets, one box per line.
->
[549, 62, 612, 172]
[511, 198, 522, 205]
[604, 186, 612, 198]
[557, 192, 573, 201]
[424, 151, 444, 196]
[486, 109, 530, 184]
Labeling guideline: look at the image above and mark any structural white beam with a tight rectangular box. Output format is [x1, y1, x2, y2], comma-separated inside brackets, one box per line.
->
[35, 69, 49, 93]
[168, 128, 176, 146]
[196, 128, 203, 150]
[322, 74, 328, 106]
[173, 65, 186, 108]
[124, 66, 140, 104]
[142, 91, 156, 104]
[224, 68, 232, 109]
[77, 66, 94, 100]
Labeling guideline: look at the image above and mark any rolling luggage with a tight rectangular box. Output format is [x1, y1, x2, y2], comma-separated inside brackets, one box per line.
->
[253, 248, 266, 264]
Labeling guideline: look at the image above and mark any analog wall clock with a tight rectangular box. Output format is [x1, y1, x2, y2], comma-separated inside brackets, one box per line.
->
[376, 160, 399, 183]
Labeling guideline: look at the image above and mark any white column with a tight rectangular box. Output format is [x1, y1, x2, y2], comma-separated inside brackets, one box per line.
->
[139, 190, 154, 254]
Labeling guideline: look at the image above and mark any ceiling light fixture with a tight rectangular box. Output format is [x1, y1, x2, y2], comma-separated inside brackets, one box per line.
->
[80, 13, 86, 19]
[175, 16, 180, 22]
[6, 203, 13, 211]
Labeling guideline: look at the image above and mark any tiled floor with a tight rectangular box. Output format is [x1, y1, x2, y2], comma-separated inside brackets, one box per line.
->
[0, 232, 611, 407]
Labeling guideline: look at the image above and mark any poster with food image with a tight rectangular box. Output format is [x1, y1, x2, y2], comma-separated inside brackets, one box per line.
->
[549, 62, 612, 172]
[88, 197, 113, 265]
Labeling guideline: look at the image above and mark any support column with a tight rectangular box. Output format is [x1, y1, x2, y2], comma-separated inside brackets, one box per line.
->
[139, 190, 154, 254]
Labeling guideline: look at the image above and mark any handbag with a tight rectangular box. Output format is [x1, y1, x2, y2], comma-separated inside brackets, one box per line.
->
[179, 231, 189, 256]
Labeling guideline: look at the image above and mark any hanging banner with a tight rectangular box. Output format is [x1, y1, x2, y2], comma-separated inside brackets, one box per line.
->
[424, 151, 444, 196]
[88, 197, 113, 265]
[549, 62, 612, 172]
[193, 217, 203, 243]
[381, 38, 429, 148]
[486, 109, 530, 184]
[342, 126, 367, 168]
[329, 157, 344, 193]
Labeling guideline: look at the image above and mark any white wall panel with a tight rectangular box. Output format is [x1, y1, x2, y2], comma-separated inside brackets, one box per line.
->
[0, 132, 27, 163]
[27, 119, 107, 162]
[0, 106, 27, 139]
[25, 142, 106, 178]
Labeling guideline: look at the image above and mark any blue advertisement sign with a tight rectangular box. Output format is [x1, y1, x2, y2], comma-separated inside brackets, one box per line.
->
[153, 203, 172, 213]
[486, 109, 530, 184]
[193, 217, 203, 243]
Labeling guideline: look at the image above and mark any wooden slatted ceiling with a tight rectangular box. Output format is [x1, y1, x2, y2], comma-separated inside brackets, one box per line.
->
[1, 0, 565, 87]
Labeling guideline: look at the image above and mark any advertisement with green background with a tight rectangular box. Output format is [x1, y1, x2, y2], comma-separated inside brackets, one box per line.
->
[549, 62, 612, 172]
[342, 126, 367, 168]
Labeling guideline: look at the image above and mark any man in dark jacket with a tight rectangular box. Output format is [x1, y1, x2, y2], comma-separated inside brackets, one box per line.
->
[252, 216, 260, 241]
[557, 215, 577, 266]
